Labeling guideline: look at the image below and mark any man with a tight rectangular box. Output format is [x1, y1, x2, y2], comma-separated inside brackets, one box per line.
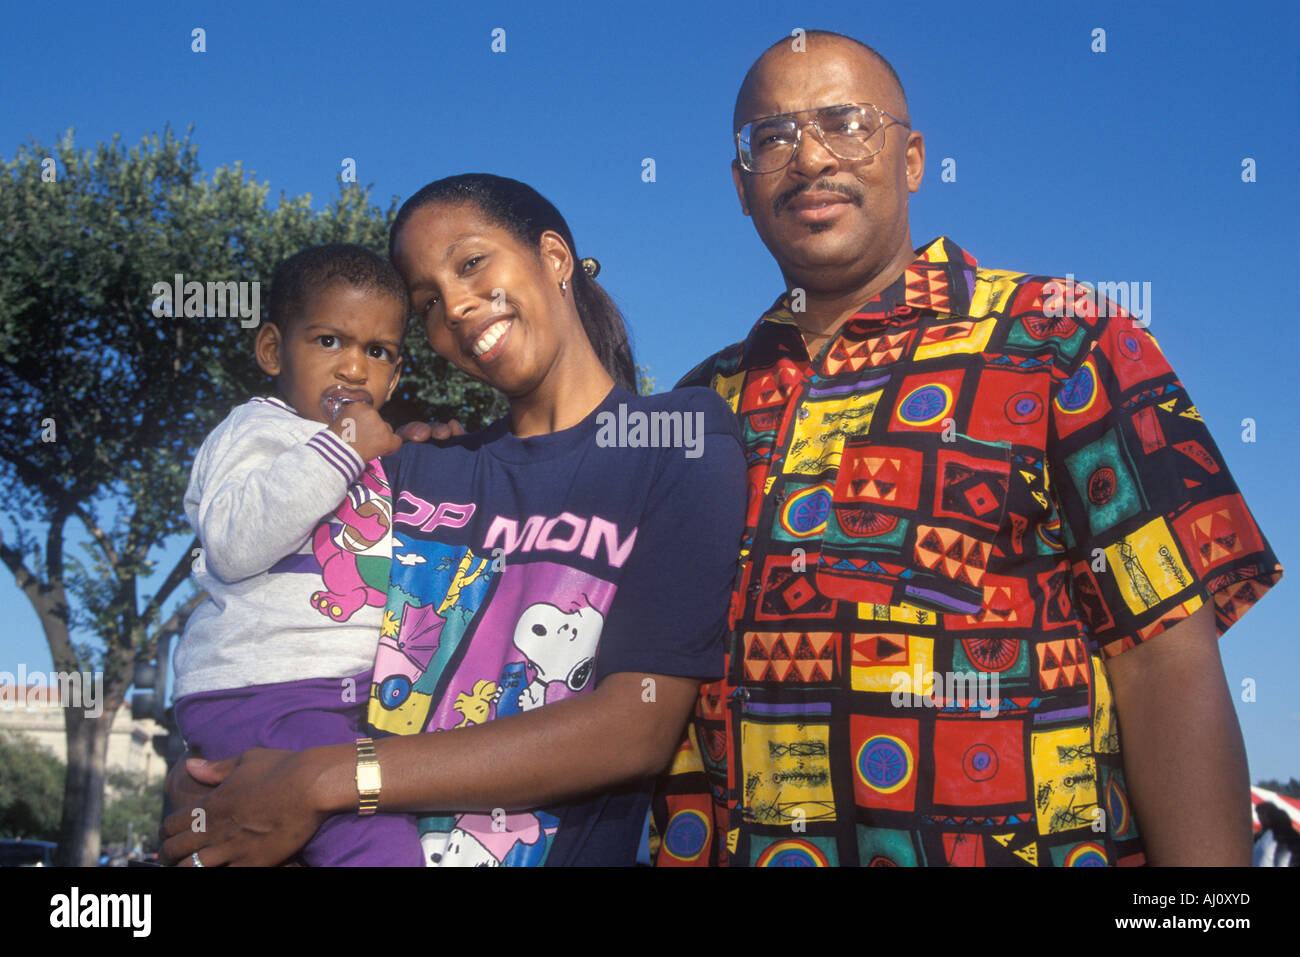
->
[651, 31, 1282, 867]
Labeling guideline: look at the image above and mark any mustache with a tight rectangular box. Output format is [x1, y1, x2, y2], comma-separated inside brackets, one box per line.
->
[773, 180, 864, 216]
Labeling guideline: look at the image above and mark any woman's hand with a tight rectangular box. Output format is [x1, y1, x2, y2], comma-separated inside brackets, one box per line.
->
[160, 747, 329, 867]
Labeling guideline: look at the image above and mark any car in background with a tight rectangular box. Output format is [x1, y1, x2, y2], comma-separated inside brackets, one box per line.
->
[0, 839, 57, 866]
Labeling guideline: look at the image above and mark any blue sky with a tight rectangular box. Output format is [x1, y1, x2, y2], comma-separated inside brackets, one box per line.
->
[2, 0, 1297, 778]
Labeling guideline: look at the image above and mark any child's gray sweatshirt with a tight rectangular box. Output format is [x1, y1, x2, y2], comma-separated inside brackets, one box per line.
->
[173, 396, 392, 699]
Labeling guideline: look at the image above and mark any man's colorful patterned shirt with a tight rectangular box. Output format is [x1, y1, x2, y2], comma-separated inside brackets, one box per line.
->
[652, 237, 1281, 867]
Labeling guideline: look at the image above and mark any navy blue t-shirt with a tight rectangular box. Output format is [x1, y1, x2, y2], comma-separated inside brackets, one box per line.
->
[366, 385, 745, 866]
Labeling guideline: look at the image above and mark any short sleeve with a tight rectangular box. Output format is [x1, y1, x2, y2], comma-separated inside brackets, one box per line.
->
[1048, 306, 1282, 658]
[595, 390, 747, 680]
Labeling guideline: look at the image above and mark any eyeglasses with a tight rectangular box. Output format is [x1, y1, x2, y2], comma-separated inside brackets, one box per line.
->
[735, 102, 911, 174]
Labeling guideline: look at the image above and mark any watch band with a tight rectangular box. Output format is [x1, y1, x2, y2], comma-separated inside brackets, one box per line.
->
[355, 737, 381, 816]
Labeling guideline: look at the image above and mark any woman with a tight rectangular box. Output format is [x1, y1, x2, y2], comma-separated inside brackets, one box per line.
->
[162, 173, 745, 866]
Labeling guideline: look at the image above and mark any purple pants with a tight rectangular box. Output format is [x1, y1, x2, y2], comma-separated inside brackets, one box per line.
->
[175, 670, 424, 866]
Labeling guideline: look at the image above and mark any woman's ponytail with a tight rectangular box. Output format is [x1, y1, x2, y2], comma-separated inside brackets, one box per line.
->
[570, 262, 636, 393]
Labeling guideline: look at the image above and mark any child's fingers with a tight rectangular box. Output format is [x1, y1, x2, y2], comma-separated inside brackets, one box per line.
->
[186, 755, 237, 785]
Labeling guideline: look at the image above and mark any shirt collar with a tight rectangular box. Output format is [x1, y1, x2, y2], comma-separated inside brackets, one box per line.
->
[252, 395, 300, 416]
[745, 237, 979, 361]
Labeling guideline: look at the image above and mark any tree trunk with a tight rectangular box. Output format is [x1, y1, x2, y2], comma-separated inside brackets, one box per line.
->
[54, 703, 117, 867]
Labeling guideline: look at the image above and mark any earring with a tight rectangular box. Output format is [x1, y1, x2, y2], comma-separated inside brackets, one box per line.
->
[560, 278, 567, 292]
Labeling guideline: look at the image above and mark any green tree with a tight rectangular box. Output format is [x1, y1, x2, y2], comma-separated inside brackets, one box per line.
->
[100, 768, 164, 854]
[0, 732, 65, 841]
[0, 127, 494, 865]
[636, 364, 657, 396]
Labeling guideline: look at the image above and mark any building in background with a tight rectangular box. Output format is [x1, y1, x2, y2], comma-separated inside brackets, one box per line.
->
[0, 686, 166, 786]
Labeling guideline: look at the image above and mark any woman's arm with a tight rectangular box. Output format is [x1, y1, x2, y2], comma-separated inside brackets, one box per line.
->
[162, 670, 699, 866]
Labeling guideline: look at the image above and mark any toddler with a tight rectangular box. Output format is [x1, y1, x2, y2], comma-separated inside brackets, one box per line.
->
[172, 243, 422, 866]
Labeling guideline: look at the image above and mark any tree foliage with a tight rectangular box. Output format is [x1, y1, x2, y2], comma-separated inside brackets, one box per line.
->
[100, 768, 164, 853]
[0, 732, 64, 841]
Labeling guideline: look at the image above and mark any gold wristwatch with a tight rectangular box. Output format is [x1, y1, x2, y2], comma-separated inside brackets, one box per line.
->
[355, 737, 381, 816]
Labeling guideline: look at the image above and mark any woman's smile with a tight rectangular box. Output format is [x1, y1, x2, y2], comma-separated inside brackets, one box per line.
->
[471, 316, 514, 360]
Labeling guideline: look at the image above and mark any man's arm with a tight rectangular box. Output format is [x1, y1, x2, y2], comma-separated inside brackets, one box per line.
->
[162, 671, 699, 866]
[1104, 601, 1252, 865]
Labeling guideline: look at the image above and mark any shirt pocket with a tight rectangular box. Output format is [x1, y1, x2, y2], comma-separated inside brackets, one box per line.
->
[813, 434, 1014, 616]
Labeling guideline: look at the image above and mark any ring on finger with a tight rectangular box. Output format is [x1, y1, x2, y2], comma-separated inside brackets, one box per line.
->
[191, 851, 204, 868]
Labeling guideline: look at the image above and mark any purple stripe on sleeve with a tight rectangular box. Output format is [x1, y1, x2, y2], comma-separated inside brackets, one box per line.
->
[319, 430, 366, 474]
[307, 433, 362, 481]
[310, 437, 357, 478]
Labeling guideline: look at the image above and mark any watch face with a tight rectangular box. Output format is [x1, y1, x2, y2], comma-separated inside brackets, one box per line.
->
[357, 765, 382, 793]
